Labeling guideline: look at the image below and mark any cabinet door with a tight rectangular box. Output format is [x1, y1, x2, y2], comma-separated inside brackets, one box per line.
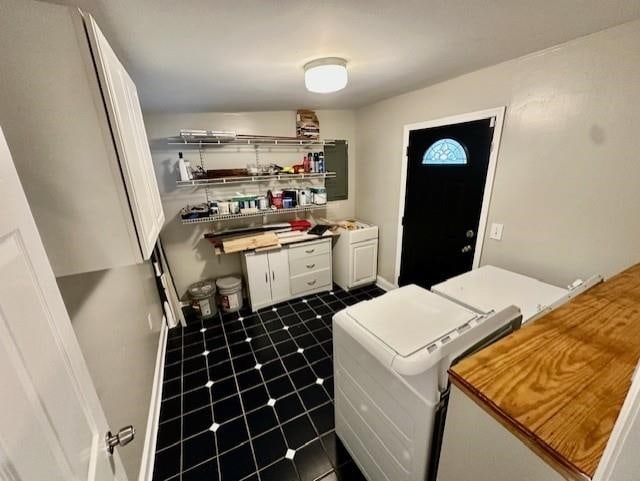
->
[245, 253, 272, 310]
[268, 249, 291, 304]
[351, 240, 378, 287]
[85, 16, 164, 259]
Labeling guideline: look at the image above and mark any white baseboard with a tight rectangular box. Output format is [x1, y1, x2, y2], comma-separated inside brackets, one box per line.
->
[376, 275, 398, 292]
[138, 320, 168, 481]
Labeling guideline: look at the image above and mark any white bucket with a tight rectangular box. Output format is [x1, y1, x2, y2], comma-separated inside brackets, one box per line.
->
[216, 276, 243, 313]
[188, 280, 217, 319]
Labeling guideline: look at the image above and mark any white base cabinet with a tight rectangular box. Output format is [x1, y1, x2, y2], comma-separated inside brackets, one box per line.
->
[242, 238, 332, 311]
[333, 223, 379, 291]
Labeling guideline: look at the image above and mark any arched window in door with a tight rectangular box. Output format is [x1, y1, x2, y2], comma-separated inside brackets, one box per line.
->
[422, 138, 468, 165]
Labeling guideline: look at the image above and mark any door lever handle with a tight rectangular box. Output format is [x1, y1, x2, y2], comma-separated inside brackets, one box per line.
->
[106, 425, 135, 455]
[461, 245, 472, 253]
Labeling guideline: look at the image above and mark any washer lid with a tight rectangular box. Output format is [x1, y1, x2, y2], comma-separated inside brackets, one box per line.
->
[345, 285, 478, 358]
[432, 265, 568, 322]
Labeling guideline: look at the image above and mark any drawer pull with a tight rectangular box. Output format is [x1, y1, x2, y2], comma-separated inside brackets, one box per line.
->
[306, 263, 316, 269]
[305, 249, 315, 254]
[307, 280, 317, 286]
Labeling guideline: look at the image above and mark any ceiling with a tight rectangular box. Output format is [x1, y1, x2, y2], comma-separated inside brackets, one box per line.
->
[52, 0, 640, 112]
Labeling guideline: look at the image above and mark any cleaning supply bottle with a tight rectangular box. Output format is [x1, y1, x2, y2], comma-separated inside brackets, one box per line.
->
[318, 151, 325, 173]
[177, 152, 191, 181]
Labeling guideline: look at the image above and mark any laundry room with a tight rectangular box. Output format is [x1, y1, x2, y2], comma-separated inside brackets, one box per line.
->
[0, 1, 639, 481]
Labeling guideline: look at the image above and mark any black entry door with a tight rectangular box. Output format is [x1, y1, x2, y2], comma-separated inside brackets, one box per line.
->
[399, 118, 495, 289]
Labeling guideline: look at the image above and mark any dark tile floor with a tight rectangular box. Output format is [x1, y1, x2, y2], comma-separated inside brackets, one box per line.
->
[153, 283, 386, 481]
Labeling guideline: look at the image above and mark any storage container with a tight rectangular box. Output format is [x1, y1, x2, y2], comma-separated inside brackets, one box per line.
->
[188, 280, 217, 319]
[216, 276, 244, 313]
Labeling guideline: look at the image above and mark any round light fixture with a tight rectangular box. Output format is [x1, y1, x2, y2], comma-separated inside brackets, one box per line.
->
[304, 57, 348, 93]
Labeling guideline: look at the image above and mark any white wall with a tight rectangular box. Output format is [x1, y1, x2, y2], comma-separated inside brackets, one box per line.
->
[144, 110, 356, 296]
[56, 262, 164, 480]
[355, 20, 640, 287]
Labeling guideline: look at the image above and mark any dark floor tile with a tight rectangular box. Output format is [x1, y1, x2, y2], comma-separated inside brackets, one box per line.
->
[183, 368, 209, 392]
[209, 360, 233, 381]
[275, 393, 305, 422]
[309, 403, 334, 435]
[314, 327, 333, 343]
[163, 363, 181, 381]
[249, 334, 272, 351]
[269, 328, 292, 343]
[259, 458, 299, 481]
[259, 310, 279, 322]
[282, 415, 316, 449]
[291, 367, 316, 390]
[226, 329, 247, 345]
[266, 376, 295, 399]
[334, 460, 367, 481]
[166, 337, 182, 350]
[229, 341, 252, 357]
[219, 442, 256, 480]
[281, 312, 302, 327]
[182, 430, 216, 470]
[212, 395, 243, 424]
[288, 323, 310, 337]
[261, 359, 286, 381]
[252, 428, 287, 468]
[282, 352, 307, 371]
[165, 349, 181, 365]
[276, 340, 298, 356]
[210, 376, 238, 402]
[305, 318, 325, 332]
[295, 439, 333, 481]
[304, 345, 328, 364]
[295, 333, 317, 348]
[215, 416, 249, 454]
[181, 458, 218, 481]
[321, 432, 352, 469]
[241, 383, 269, 412]
[156, 418, 181, 450]
[277, 305, 295, 316]
[324, 377, 334, 398]
[183, 386, 211, 413]
[299, 384, 330, 411]
[159, 396, 181, 423]
[182, 406, 213, 438]
[162, 378, 181, 400]
[246, 324, 267, 338]
[236, 369, 263, 391]
[314, 305, 332, 316]
[183, 354, 207, 374]
[207, 346, 230, 365]
[232, 352, 257, 373]
[311, 358, 333, 379]
[254, 345, 279, 363]
[183, 341, 205, 359]
[319, 471, 338, 481]
[153, 444, 180, 481]
[246, 405, 278, 437]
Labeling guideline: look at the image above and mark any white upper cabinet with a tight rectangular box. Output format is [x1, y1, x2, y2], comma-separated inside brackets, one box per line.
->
[85, 17, 164, 259]
[0, 2, 164, 276]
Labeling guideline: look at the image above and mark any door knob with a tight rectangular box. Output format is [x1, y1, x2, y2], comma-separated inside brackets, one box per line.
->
[466, 229, 475, 238]
[106, 425, 135, 455]
[461, 245, 472, 253]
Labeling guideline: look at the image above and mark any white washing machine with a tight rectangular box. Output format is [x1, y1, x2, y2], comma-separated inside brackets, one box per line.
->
[333, 266, 601, 481]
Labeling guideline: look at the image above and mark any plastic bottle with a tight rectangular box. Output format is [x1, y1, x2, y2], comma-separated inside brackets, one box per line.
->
[178, 152, 191, 181]
[318, 152, 325, 173]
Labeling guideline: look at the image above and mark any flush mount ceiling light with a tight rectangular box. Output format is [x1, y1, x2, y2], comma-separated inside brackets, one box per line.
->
[304, 57, 348, 93]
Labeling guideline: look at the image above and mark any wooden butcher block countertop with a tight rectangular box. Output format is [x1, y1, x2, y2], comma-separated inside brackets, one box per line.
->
[449, 263, 640, 481]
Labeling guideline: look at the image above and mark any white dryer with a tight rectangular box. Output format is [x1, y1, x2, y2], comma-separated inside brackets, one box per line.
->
[333, 266, 601, 481]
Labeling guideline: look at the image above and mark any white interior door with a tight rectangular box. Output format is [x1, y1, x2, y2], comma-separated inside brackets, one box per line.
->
[268, 249, 291, 304]
[245, 252, 272, 310]
[0, 128, 128, 481]
[85, 14, 164, 259]
[351, 240, 378, 287]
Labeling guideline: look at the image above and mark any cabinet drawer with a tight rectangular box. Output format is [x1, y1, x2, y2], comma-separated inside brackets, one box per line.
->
[291, 268, 331, 295]
[288, 239, 331, 261]
[290, 253, 331, 277]
[348, 226, 378, 244]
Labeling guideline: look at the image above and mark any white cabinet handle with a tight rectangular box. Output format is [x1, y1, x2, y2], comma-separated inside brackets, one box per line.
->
[307, 280, 317, 286]
[306, 263, 315, 269]
[305, 249, 315, 254]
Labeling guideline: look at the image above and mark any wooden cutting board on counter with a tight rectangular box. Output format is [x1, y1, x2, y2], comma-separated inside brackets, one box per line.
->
[222, 232, 280, 253]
